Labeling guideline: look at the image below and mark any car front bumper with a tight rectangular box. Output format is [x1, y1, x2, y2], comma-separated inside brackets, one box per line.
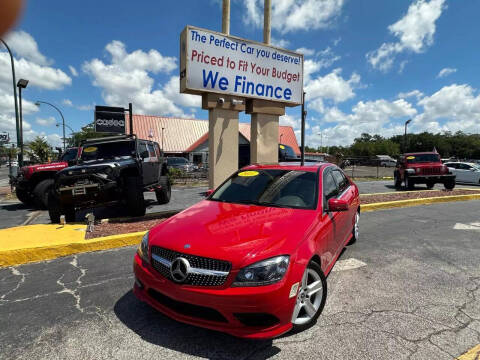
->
[133, 253, 297, 339]
[407, 174, 455, 183]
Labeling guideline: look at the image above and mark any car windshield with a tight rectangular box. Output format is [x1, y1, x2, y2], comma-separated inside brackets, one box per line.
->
[81, 141, 135, 161]
[406, 154, 440, 163]
[210, 169, 317, 209]
[168, 158, 187, 164]
[61, 148, 77, 162]
[280, 144, 297, 158]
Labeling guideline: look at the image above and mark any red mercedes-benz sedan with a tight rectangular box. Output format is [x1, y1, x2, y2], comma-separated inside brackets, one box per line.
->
[133, 162, 360, 339]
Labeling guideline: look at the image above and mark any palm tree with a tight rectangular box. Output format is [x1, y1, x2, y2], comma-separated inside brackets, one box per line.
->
[26, 136, 53, 163]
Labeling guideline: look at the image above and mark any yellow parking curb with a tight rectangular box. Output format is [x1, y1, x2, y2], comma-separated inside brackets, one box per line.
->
[0, 224, 146, 267]
[361, 188, 480, 196]
[457, 344, 480, 359]
[362, 193, 480, 212]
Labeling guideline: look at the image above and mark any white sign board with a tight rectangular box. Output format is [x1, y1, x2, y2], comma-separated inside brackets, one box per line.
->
[180, 26, 304, 105]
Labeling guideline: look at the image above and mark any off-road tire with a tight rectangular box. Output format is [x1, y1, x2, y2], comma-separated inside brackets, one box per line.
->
[155, 176, 171, 205]
[47, 191, 76, 223]
[15, 187, 33, 205]
[394, 172, 402, 189]
[33, 179, 54, 209]
[405, 176, 415, 190]
[444, 179, 455, 190]
[125, 176, 146, 217]
[291, 261, 327, 333]
[426, 181, 435, 190]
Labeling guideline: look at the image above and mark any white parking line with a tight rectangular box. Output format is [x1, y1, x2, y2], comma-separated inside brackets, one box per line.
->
[332, 258, 367, 272]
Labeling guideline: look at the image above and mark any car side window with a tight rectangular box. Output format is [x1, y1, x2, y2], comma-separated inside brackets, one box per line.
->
[147, 143, 156, 159]
[332, 170, 349, 193]
[138, 142, 148, 158]
[323, 170, 338, 204]
[154, 143, 162, 158]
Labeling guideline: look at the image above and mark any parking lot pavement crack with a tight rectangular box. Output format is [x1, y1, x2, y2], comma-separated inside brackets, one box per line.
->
[55, 255, 87, 313]
[0, 267, 25, 302]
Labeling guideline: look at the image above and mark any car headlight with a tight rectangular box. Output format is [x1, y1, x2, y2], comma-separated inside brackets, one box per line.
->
[233, 256, 289, 287]
[137, 231, 149, 263]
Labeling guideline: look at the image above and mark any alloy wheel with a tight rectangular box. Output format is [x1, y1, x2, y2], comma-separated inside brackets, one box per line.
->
[354, 212, 360, 241]
[291, 267, 324, 325]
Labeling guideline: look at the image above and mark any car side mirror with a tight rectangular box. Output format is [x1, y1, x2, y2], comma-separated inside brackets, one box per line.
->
[328, 198, 349, 212]
[205, 189, 214, 197]
[140, 150, 149, 159]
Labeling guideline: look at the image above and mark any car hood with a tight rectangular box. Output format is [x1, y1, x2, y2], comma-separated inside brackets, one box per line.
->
[58, 158, 134, 175]
[148, 200, 317, 268]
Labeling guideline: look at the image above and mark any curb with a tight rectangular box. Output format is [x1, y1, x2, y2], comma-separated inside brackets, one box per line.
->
[362, 193, 480, 212]
[0, 230, 146, 268]
[361, 188, 480, 196]
[457, 344, 480, 360]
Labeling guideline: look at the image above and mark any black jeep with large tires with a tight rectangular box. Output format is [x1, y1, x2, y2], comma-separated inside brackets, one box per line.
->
[48, 135, 170, 223]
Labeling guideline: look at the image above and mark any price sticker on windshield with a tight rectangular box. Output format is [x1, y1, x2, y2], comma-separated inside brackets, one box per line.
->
[279, 145, 285, 149]
[238, 171, 259, 177]
[406, 156, 415, 160]
[83, 146, 98, 153]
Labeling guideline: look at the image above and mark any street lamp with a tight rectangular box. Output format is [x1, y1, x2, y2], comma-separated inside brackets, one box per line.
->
[279, 133, 283, 144]
[404, 119, 412, 153]
[35, 101, 66, 152]
[0, 39, 21, 165]
[161, 127, 165, 154]
[17, 78, 28, 166]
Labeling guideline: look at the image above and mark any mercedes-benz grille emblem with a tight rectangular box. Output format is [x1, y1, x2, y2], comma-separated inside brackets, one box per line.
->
[170, 257, 190, 283]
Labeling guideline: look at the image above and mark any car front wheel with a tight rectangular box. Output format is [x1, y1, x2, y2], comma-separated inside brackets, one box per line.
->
[291, 261, 327, 332]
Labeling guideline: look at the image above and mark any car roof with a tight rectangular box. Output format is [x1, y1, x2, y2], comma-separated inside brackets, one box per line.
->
[242, 162, 329, 172]
[403, 152, 439, 155]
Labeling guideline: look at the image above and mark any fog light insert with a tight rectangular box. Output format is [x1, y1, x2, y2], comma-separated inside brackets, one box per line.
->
[234, 313, 280, 327]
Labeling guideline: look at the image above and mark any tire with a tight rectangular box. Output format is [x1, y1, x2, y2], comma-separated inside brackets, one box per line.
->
[33, 179, 54, 209]
[15, 187, 33, 205]
[155, 176, 171, 205]
[405, 176, 414, 190]
[426, 181, 435, 190]
[48, 191, 76, 223]
[348, 210, 359, 245]
[444, 179, 455, 190]
[394, 172, 402, 189]
[125, 176, 146, 217]
[291, 261, 327, 333]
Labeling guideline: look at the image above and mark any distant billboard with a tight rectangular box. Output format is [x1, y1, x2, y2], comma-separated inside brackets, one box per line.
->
[180, 26, 304, 106]
[0, 132, 9, 144]
[94, 106, 126, 134]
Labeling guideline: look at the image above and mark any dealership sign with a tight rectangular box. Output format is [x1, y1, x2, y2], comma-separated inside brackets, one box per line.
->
[0, 132, 9, 144]
[94, 106, 126, 134]
[180, 26, 304, 105]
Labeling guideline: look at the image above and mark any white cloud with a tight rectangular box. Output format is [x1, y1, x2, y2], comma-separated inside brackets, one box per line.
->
[83, 41, 195, 117]
[69, 65, 78, 77]
[397, 90, 424, 100]
[296, 47, 315, 56]
[0, 92, 38, 115]
[367, 0, 446, 71]
[36, 116, 56, 127]
[243, 0, 345, 33]
[271, 37, 290, 49]
[76, 104, 94, 111]
[305, 68, 360, 104]
[4, 30, 51, 66]
[62, 99, 73, 106]
[437, 67, 457, 78]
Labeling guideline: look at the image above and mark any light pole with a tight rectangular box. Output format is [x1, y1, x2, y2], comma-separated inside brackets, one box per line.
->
[404, 119, 412, 153]
[17, 79, 28, 166]
[1, 39, 21, 164]
[279, 133, 283, 144]
[161, 127, 165, 154]
[35, 101, 66, 151]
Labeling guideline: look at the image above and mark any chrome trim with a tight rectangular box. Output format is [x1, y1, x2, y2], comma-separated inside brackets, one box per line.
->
[151, 254, 229, 277]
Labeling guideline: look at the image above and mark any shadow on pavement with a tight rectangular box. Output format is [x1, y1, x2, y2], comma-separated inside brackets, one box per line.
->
[0, 202, 35, 211]
[114, 291, 280, 359]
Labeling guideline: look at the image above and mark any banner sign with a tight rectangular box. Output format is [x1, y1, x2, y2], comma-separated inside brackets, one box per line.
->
[180, 26, 304, 105]
[0, 132, 9, 144]
[94, 106, 126, 134]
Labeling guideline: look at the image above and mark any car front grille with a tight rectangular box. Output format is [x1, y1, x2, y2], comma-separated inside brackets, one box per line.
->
[420, 167, 442, 175]
[150, 246, 231, 287]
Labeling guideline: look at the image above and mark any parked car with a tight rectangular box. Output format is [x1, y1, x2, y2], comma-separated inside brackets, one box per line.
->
[48, 135, 170, 223]
[7, 161, 18, 167]
[394, 152, 455, 190]
[239, 143, 299, 168]
[133, 162, 360, 338]
[444, 162, 480, 185]
[166, 157, 196, 172]
[10, 148, 78, 208]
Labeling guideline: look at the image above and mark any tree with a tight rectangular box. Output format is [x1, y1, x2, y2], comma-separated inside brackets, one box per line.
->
[26, 137, 54, 163]
[67, 123, 110, 147]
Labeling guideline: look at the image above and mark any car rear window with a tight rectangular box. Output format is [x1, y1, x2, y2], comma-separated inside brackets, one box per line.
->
[210, 169, 318, 209]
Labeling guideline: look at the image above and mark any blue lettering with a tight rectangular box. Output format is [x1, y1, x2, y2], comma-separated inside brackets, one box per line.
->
[218, 77, 228, 90]
[234, 75, 242, 92]
[284, 88, 292, 100]
[274, 87, 282, 99]
[202, 70, 219, 88]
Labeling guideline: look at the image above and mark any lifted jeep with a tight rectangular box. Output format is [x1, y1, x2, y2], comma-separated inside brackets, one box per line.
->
[394, 152, 456, 190]
[48, 135, 170, 223]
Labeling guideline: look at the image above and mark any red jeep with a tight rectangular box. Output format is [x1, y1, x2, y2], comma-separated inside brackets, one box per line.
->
[11, 148, 79, 208]
[394, 152, 456, 190]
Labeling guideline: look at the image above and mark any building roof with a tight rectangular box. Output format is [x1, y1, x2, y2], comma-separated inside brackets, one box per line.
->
[127, 114, 300, 154]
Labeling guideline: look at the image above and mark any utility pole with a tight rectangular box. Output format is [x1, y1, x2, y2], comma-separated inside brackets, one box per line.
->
[264, 0, 271, 44]
[301, 91, 306, 166]
[222, 0, 230, 34]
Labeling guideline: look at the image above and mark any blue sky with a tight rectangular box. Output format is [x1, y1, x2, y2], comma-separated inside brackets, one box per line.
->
[1, 0, 479, 148]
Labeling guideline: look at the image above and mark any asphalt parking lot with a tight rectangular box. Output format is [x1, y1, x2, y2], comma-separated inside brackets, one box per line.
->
[1, 200, 479, 359]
